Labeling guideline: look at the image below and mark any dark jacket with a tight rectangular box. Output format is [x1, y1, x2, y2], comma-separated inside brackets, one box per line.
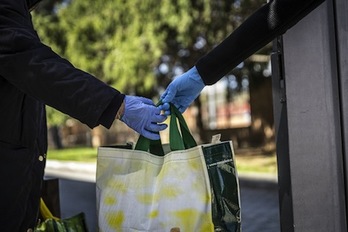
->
[196, 0, 325, 85]
[0, 0, 124, 230]
[0, 0, 124, 151]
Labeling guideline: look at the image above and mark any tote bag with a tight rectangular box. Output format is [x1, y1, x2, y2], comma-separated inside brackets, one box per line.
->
[96, 104, 241, 232]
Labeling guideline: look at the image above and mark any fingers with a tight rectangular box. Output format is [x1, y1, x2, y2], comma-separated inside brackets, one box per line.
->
[146, 122, 168, 133]
[158, 103, 170, 116]
[158, 102, 170, 111]
[152, 113, 167, 123]
[143, 122, 168, 140]
[141, 107, 168, 139]
[142, 130, 161, 140]
[160, 89, 168, 101]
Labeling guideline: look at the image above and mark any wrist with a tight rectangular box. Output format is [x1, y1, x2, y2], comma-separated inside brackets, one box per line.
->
[116, 100, 125, 120]
[189, 66, 204, 85]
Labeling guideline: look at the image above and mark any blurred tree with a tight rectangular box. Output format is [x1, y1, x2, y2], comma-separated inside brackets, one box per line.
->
[32, 0, 273, 147]
[154, 0, 273, 146]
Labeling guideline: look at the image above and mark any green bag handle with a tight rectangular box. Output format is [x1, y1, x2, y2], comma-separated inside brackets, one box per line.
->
[169, 103, 197, 150]
[135, 102, 197, 156]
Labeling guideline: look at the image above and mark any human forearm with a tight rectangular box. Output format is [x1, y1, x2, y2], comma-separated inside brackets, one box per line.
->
[196, 0, 325, 85]
[0, 13, 124, 128]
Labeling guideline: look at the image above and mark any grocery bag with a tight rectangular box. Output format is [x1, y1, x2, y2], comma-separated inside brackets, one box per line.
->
[96, 104, 241, 232]
[34, 198, 88, 232]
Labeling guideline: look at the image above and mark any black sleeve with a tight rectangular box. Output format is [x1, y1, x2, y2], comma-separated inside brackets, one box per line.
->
[0, 0, 124, 128]
[196, 0, 325, 85]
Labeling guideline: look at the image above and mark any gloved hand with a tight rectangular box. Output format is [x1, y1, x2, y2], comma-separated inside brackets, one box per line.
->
[120, 95, 167, 140]
[160, 66, 205, 114]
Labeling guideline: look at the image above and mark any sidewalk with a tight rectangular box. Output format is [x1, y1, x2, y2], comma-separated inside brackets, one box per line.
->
[45, 160, 280, 232]
[45, 160, 278, 185]
[45, 160, 97, 182]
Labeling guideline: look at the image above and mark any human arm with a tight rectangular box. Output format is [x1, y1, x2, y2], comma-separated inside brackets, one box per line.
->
[0, 0, 166, 139]
[0, 0, 122, 128]
[196, 0, 325, 84]
[161, 0, 325, 112]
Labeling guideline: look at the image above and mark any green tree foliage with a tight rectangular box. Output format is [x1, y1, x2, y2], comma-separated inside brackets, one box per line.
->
[32, 0, 270, 133]
[33, 0, 266, 93]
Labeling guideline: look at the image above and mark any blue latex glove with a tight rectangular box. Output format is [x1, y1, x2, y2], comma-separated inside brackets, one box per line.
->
[121, 95, 167, 140]
[160, 66, 205, 114]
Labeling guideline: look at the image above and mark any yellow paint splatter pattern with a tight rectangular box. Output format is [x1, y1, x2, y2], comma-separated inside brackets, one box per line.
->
[97, 147, 214, 231]
[104, 195, 116, 205]
[105, 211, 124, 231]
[148, 210, 159, 219]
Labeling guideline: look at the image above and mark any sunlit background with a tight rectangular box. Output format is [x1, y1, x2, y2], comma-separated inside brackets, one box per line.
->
[33, 1, 279, 231]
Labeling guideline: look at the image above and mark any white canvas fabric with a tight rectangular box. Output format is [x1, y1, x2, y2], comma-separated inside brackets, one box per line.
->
[96, 146, 214, 232]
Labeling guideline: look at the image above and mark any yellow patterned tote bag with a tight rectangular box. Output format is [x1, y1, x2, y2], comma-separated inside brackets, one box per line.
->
[96, 104, 241, 232]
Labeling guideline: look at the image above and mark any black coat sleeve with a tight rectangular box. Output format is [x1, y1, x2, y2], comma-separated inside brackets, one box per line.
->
[0, 0, 124, 128]
[196, 0, 325, 85]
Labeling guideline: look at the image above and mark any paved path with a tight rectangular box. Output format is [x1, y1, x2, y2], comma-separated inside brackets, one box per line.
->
[240, 183, 280, 232]
[45, 160, 280, 232]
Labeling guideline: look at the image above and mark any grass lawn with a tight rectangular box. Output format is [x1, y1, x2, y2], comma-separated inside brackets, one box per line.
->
[235, 153, 277, 175]
[47, 147, 98, 162]
[47, 147, 277, 175]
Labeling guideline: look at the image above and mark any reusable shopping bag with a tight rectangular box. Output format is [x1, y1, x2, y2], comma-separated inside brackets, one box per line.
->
[96, 104, 241, 232]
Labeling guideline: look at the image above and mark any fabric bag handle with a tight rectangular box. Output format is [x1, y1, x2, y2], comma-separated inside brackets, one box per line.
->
[135, 103, 197, 155]
[40, 198, 60, 221]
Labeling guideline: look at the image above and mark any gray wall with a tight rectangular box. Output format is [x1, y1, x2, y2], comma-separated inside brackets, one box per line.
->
[275, 0, 348, 231]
